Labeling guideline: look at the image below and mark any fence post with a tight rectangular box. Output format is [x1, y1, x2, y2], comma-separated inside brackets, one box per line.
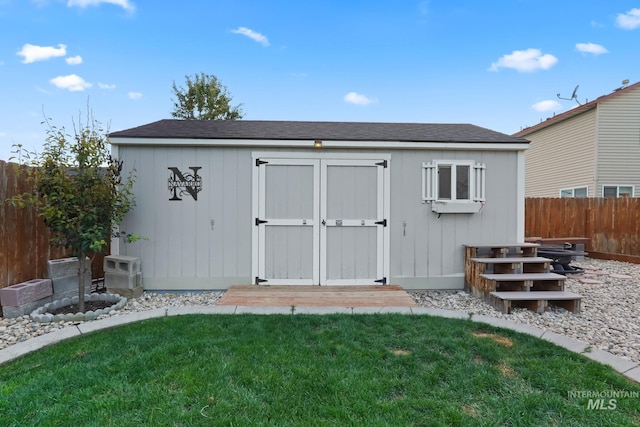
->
[585, 207, 593, 251]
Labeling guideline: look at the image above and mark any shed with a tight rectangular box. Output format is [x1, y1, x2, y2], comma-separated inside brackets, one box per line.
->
[109, 120, 530, 290]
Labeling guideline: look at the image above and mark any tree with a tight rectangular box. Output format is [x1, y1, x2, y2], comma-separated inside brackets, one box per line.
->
[10, 113, 137, 312]
[171, 72, 244, 120]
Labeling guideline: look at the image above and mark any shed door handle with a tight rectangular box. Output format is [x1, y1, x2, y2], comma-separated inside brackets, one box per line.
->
[322, 219, 326, 226]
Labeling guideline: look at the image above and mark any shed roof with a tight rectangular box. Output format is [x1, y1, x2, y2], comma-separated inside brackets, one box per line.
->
[109, 119, 528, 144]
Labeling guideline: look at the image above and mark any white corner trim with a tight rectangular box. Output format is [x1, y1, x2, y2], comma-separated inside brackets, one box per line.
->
[516, 151, 525, 241]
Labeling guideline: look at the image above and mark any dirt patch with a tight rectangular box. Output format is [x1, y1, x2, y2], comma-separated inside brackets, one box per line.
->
[472, 331, 513, 347]
[499, 362, 516, 378]
[473, 355, 483, 364]
[390, 348, 412, 356]
[461, 404, 479, 417]
[47, 300, 113, 315]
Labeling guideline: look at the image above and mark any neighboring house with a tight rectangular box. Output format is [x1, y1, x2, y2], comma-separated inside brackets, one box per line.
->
[109, 120, 529, 291]
[514, 81, 640, 198]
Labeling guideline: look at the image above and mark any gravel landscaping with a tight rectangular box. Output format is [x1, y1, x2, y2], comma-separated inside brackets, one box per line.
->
[1, 258, 639, 365]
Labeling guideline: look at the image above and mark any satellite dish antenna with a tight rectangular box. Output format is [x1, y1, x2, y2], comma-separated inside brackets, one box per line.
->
[557, 85, 582, 105]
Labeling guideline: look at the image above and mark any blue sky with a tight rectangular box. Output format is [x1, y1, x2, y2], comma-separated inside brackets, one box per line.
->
[1, 0, 639, 160]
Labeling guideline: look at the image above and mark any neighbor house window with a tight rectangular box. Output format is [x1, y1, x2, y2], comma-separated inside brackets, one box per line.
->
[560, 187, 588, 198]
[603, 185, 634, 198]
[422, 160, 485, 204]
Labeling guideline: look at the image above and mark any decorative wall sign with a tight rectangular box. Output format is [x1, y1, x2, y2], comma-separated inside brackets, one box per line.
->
[168, 167, 202, 201]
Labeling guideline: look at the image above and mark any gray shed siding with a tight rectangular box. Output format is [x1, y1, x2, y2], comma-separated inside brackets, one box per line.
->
[524, 109, 597, 197]
[116, 144, 522, 290]
[596, 85, 640, 196]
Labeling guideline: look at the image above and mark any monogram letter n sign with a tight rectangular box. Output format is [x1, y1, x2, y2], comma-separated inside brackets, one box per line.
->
[168, 167, 203, 201]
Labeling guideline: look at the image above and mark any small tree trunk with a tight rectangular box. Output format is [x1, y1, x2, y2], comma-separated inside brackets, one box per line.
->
[77, 254, 87, 312]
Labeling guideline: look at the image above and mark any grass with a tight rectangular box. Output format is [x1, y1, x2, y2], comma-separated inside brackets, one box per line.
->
[1, 314, 639, 426]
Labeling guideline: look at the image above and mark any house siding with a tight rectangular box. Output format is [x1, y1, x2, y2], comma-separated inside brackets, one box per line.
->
[596, 85, 640, 196]
[524, 109, 597, 197]
[116, 144, 522, 290]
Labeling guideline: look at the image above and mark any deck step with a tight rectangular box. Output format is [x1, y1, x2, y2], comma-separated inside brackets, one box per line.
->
[481, 273, 565, 281]
[471, 257, 551, 264]
[472, 257, 552, 274]
[481, 273, 565, 292]
[490, 291, 582, 314]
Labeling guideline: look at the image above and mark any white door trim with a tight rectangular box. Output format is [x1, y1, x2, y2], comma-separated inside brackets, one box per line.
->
[252, 152, 390, 285]
[253, 158, 319, 285]
[319, 159, 386, 286]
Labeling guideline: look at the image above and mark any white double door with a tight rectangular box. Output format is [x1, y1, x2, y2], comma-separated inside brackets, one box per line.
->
[253, 156, 389, 285]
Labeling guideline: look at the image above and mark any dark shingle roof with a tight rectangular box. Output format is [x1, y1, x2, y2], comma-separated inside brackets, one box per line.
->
[109, 119, 528, 144]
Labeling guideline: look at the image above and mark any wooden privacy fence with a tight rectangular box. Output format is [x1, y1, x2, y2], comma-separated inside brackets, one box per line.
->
[0, 160, 105, 290]
[526, 197, 640, 262]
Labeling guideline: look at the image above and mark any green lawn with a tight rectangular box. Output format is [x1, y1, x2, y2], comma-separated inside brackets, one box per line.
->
[1, 314, 639, 426]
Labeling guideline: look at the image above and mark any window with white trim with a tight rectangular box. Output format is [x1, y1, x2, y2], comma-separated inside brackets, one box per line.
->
[559, 187, 587, 198]
[603, 185, 634, 198]
[422, 161, 485, 213]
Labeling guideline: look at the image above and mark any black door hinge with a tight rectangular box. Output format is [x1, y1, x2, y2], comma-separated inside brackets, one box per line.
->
[375, 219, 387, 227]
[375, 160, 387, 168]
[256, 159, 268, 166]
[374, 277, 387, 285]
[255, 218, 268, 226]
[255, 277, 268, 285]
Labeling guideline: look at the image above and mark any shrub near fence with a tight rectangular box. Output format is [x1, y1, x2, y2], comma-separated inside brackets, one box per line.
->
[0, 160, 105, 290]
[526, 197, 640, 262]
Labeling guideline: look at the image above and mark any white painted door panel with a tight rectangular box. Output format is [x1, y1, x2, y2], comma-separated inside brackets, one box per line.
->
[254, 156, 387, 285]
[320, 160, 385, 285]
[256, 159, 319, 285]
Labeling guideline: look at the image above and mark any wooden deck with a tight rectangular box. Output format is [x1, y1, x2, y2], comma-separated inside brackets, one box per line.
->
[217, 285, 418, 307]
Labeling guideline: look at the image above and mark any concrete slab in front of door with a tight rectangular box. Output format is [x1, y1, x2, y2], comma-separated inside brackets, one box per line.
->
[217, 285, 417, 308]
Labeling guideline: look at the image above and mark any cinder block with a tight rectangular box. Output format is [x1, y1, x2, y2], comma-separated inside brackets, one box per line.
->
[104, 255, 141, 275]
[105, 272, 141, 290]
[0, 279, 53, 307]
[51, 272, 92, 294]
[1, 296, 52, 319]
[105, 285, 144, 299]
[47, 257, 90, 279]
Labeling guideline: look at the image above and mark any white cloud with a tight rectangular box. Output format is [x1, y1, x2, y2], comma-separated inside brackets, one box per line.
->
[67, 0, 135, 11]
[575, 42, 608, 55]
[50, 74, 92, 91]
[616, 8, 640, 29]
[344, 92, 376, 105]
[489, 48, 558, 72]
[0, 132, 6, 137]
[531, 100, 562, 112]
[128, 91, 142, 100]
[65, 55, 83, 65]
[231, 27, 270, 46]
[98, 82, 116, 89]
[17, 43, 67, 63]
